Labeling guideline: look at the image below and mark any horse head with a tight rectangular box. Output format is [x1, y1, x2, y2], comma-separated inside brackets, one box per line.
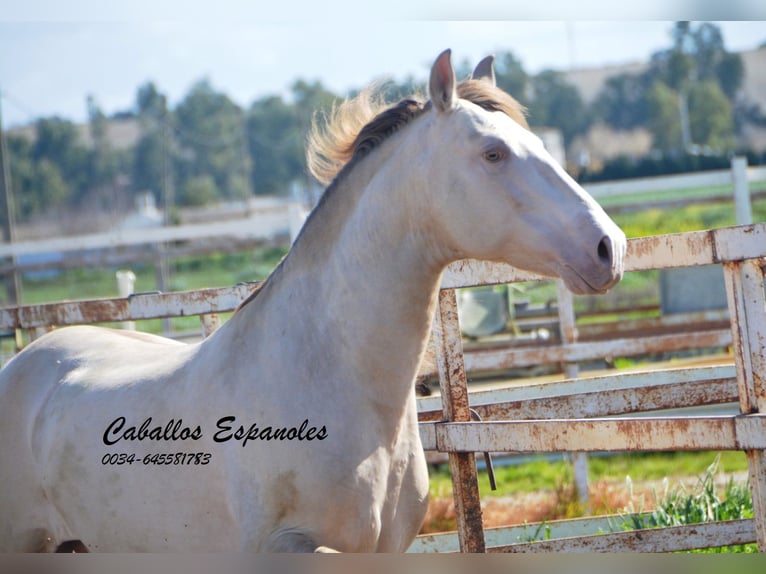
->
[424, 49, 625, 294]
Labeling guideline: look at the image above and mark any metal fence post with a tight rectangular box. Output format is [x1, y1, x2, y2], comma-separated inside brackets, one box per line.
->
[433, 288, 486, 552]
[557, 280, 590, 506]
[731, 157, 752, 226]
[723, 258, 766, 551]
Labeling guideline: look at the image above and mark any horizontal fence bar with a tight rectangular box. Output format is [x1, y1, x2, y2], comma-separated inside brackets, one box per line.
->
[441, 223, 764, 289]
[490, 519, 756, 553]
[0, 206, 293, 259]
[420, 414, 766, 453]
[0, 283, 261, 330]
[586, 170, 733, 198]
[409, 516, 756, 553]
[583, 164, 766, 199]
[461, 329, 731, 372]
[417, 365, 739, 422]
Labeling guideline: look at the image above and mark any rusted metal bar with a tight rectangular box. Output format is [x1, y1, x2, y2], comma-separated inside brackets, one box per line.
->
[554, 279, 589, 504]
[427, 414, 766, 453]
[419, 376, 739, 425]
[28, 326, 52, 342]
[463, 329, 731, 373]
[439, 223, 766, 290]
[489, 519, 756, 553]
[0, 283, 260, 330]
[417, 364, 738, 421]
[414, 320, 732, 381]
[433, 288, 485, 553]
[714, 224, 766, 262]
[410, 515, 755, 553]
[200, 313, 220, 338]
[577, 309, 729, 340]
[723, 258, 766, 552]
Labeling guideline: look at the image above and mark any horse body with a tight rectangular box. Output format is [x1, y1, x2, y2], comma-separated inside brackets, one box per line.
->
[0, 50, 625, 552]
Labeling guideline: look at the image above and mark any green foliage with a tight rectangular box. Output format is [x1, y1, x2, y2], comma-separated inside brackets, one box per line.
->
[687, 81, 735, 149]
[180, 174, 219, 206]
[174, 79, 250, 202]
[616, 455, 757, 553]
[247, 95, 304, 195]
[87, 95, 118, 189]
[529, 70, 590, 146]
[429, 452, 750, 502]
[647, 82, 683, 151]
[132, 81, 168, 200]
[493, 52, 529, 104]
[593, 73, 651, 130]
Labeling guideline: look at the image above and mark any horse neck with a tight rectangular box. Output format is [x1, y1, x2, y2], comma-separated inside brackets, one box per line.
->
[231, 140, 446, 406]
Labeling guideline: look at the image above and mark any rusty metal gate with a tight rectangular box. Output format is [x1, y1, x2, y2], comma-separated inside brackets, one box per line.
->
[1, 223, 765, 552]
[419, 223, 766, 553]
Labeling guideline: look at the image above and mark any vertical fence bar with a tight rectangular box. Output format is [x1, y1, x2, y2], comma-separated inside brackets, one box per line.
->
[731, 157, 752, 226]
[723, 258, 766, 551]
[433, 288, 485, 552]
[557, 280, 590, 505]
[200, 313, 220, 338]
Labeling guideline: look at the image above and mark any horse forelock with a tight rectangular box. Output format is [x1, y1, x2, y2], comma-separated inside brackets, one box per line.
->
[456, 80, 529, 130]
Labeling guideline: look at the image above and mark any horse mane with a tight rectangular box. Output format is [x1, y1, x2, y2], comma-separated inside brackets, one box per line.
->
[307, 79, 528, 186]
[237, 79, 528, 311]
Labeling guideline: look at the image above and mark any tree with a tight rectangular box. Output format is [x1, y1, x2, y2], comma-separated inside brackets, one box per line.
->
[132, 82, 170, 202]
[291, 79, 338, 129]
[642, 21, 742, 153]
[494, 52, 529, 105]
[647, 82, 682, 152]
[180, 174, 218, 207]
[86, 95, 118, 194]
[290, 79, 340, 187]
[174, 79, 250, 204]
[247, 95, 303, 195]
[528, 70, 591, 145]
[32, 117, 89, 195]
[5, 134, 71, 219]
[687, 81, 735, 149]
[136, 82, 168, 118]
[593, 73, 651, 130]
[715, 52, 744, 100]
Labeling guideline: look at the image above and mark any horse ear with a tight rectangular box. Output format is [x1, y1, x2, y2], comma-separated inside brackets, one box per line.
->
[472, 55, 496, 86]
[429, 49, 456, 113]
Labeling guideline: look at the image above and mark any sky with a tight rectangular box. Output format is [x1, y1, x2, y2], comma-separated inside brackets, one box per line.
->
[0, 1, 765, 128]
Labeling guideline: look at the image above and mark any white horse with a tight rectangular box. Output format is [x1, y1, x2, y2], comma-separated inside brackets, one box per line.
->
[0, 50, 625, 552]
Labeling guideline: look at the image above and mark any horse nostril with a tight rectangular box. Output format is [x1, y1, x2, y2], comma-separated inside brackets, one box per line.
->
[597, 237, 611, 264]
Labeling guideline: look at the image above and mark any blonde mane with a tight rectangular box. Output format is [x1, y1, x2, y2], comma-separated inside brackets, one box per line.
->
[307, 79, 528, 186]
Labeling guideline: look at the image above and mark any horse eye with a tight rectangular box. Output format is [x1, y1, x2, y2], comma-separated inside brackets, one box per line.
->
[482, 148, 506, 163]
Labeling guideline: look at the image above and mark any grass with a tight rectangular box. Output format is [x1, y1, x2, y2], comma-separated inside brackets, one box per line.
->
[616, 455, 757, 553]
[10, 247, 287, 308]
[428, 451, 751, 500]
